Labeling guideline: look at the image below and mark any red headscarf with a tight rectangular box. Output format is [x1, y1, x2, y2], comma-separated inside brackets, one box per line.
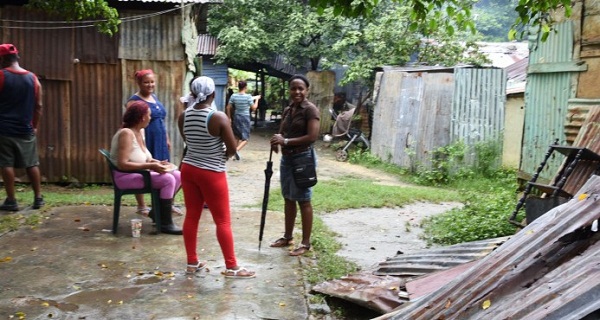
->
[134, 69, 154, 82]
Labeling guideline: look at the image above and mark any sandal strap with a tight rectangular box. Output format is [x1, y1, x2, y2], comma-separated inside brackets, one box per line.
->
[223, 267, 256, 278]
[186, 261, 206, 274]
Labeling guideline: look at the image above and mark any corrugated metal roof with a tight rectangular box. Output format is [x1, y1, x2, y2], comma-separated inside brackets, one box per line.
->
[372, 237, 509, 278]
[196, 34, 301, 79]
[197, 33, 218, 56]
[477, 42, 529, 68]
[379, 175, 600, 320]
[506, 57, 528, 94]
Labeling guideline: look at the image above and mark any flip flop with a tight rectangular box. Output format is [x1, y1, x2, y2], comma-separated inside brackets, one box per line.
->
[186, 261, 207, 274]
[289, 244, 311, 256]
[171, 205, 184, 216]
[270, 237, 293, 248]
[221, 267, 256, 279]
[136, 207, 151, 217]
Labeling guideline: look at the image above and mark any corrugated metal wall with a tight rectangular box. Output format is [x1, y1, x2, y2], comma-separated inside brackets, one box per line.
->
[202, 58, 228, 111]
[1, 5, 194, 183]
[122, 61, 187, 167]
[371, 70, 454, 168]
[119, 10, 190, 169]
[521, 22, 576, 181]
[74, 63, 123, 182]
[119, 11, 185, 61]
[452, 68, 506, 164]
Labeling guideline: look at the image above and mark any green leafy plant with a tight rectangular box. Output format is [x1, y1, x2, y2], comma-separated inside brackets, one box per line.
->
[420, 169, 522, 245]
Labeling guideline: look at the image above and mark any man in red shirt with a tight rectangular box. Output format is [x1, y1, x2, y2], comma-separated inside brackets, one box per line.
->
[0, 44, 44, 211]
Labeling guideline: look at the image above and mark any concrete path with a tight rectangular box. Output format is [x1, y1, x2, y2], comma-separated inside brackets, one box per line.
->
[0, 204, 310, 319]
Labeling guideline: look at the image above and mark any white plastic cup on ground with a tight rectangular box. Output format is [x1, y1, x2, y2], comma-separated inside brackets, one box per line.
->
[131, 219, 142, 237]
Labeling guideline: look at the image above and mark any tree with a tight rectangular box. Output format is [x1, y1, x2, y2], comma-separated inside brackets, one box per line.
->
[324, 2, 487, 86]
[473, 0, 519, 42]
[26, 0, 120, 36]
[208, 0, 350, 70]
[208, 0, 486, 86]
[309, 0, 574, 41]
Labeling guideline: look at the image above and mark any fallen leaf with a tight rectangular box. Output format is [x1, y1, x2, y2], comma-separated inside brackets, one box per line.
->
[578, 193, 588, 201]
[118, 300, 123, 305]
[0, 256, 12, 263]
[41, 302, 50, 307]
[482, 299, 491, 310]
[30, 247, 37, 251]
[161, 289, 167, 293]
[388, 286, 398, 291]
[107, 300, 112, 304]
[445, 299, 452, 308]
[526, 230, 535, 235]
[279, 302, 286, 307]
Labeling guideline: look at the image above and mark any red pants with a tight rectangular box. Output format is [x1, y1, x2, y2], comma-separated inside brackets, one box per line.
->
[180, 163, 237, 269]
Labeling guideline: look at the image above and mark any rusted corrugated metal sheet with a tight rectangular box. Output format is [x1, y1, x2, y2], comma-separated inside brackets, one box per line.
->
[312, 237, 508, 315]
[75, 26, 119, 64]
[119, 11, 185, 61]
[122, 60, 187, 166]
[556, 106, 600, 196]
[372, 69, 453, 169]
[0, 6, 73, 81]
[564, 99, 597, 144]
[373, 237, 508, 277]
[36, 80, 71, 183]
[373, 67, 505, 169]
[378, 175, 600, 320]
[197, 33, 218, 56]
[452, 67, 506, 164]
[521, 22, 578, 181]
[0, 3, 200, 183]
[73, 63, 124, 183]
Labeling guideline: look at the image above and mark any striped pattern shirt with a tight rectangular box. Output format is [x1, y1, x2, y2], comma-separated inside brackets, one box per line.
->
[228, 93, 253, 116]
[181, 107, 227, 172]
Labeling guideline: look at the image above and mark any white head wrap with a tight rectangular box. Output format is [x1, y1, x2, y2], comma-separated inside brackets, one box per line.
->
[188, 76, 215, 108]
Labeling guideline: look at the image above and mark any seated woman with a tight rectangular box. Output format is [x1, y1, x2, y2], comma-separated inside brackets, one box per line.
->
[109, 100, 182, 235]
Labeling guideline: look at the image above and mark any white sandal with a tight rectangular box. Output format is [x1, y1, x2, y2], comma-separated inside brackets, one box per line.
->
[221, 267, 256, 279]
[186, 261, 207, 274]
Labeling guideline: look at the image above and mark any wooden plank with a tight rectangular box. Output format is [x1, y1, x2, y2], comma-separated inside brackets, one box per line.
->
[528, 61, 588, 73]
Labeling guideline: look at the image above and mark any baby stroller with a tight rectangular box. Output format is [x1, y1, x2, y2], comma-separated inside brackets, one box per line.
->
[329, 107, 370, 161]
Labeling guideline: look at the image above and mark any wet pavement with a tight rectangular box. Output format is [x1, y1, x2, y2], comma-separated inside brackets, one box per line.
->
[0, 205, 311, 319]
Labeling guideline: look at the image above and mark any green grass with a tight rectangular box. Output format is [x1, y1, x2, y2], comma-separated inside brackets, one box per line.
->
[262, 175, 461, 285]
[0, 184, 185, 233]
[267, 176, 460, 213]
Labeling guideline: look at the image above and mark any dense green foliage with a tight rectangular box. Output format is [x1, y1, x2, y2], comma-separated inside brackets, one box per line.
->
[209, 0, 486, 85]
[348, 139, 523, 246]
[420, 169, 522, 245]
[26, 0, 120, 35]
[473, 0, 519, 41]
[309, 0, 573, 41]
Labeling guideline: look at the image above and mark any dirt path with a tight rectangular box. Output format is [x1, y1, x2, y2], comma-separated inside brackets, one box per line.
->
[227, 125, 461, 270]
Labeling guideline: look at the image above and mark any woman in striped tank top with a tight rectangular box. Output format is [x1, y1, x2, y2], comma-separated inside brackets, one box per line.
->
[177, 76, 256, 279]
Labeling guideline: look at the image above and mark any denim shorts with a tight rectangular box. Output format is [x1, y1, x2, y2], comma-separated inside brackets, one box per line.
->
[280, 150, 316, 202]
